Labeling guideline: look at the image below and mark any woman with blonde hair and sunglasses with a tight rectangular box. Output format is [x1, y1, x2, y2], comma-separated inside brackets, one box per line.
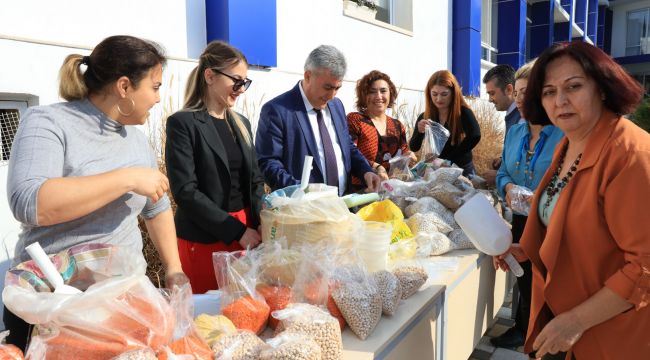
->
[165, 41, 265, 294]
[409, 70, 481, 176]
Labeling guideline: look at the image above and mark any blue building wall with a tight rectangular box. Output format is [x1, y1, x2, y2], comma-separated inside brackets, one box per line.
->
[452, 0, 482, 96]
[205, 0, 277, 67]
[496, 0, 527, 69]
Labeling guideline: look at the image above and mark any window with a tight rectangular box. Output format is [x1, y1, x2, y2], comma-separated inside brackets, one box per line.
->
[481, 0, 498, 63]
[375, 0, 413, 31]
[0, 101, 27, 165]
[626, 8, 650, 56]
[343, 0, 413, 33]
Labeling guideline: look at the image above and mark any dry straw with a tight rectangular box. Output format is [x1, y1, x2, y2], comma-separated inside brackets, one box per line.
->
[466, 97, 504, 177]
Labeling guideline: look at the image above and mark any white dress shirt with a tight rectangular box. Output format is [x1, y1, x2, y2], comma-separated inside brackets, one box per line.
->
[298, 81, 346, 194]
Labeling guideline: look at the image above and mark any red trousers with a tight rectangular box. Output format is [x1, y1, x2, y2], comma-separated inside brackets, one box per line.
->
[177, 208, 250, 294]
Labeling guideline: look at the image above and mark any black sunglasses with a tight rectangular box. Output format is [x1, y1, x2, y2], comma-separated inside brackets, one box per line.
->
[211, 68, 252, 91]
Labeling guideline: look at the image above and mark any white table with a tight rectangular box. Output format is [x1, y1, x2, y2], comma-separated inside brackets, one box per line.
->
[341, 249, 509, 360]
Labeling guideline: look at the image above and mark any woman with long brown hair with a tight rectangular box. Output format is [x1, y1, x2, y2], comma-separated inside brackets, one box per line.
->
[409, 70, 481, 176]
[165, 41, 265, 294]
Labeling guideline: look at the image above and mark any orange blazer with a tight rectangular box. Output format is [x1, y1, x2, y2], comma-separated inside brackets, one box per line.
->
[520, 111, 650, 359]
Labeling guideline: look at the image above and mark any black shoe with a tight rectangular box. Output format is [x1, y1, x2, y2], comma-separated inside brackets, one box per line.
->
[490, 327, 525, 348]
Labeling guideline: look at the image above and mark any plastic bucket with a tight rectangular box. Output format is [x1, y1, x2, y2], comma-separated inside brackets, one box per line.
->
[356, 221, 391, 272]
[453, 193, 512, 255]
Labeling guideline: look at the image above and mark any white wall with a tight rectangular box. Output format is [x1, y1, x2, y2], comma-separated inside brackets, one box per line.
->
[610, 0, 650, 58]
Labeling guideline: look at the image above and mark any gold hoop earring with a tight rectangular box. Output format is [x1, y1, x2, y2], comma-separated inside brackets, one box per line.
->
[117, 98, 135, 117]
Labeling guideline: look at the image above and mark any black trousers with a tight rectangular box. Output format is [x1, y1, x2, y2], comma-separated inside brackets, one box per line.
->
[3, 306, 31, 352]
[512, 214, 533, 335]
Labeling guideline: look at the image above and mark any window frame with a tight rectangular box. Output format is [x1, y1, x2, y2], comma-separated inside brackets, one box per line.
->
[625, 7, 650, 56]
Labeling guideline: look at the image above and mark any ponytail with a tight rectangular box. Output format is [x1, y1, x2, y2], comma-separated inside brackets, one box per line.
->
[183, 66, 205, 110]
[58, 54, 88, 101]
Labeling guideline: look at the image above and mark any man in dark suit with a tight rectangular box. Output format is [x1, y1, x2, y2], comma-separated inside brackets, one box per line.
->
[255, 45, 380, 195]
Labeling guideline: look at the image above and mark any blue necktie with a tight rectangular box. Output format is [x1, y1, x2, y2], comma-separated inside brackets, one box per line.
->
[313, 108, 339, 188]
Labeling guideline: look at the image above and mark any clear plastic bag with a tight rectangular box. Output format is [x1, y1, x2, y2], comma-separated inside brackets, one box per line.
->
[388, 155, 413, 181]
[259, 332, 321, 360]
[211, 330, 266, 360]
[370, 270, 402, 316]
[421, 122, 450, 162]
[290, 244, 346, 330]
[414, 232, 455, 256]
[2, 244, 175, 360]
[330, 262, 382, 340]
[160, 284, 213, 360]
[260, 185, 359, 248]
[0, 331, 23, 359]
[392, 266, 429, 299]
[508, 185, 534, 215]
[213, 251, 270, 335]
[271, 303, 342, 360]
[406, 212, 454, 235]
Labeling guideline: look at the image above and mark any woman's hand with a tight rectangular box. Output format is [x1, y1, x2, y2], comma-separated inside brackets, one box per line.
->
[239, 228, 261, 249]
[165, 271, 190, 290]
[533, 311, 585, 358]
[494, 244, 528, 272]
[127, 168, 170, 203]
[417, 119, 434, 134]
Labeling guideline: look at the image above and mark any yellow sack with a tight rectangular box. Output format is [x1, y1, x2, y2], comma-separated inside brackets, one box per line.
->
[357, 200, 413, 243]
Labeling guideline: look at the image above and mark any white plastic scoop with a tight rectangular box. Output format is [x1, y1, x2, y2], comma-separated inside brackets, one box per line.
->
[300, 155, 314, 191]
[454, 193, 524, 277]
[25, 242, 82, 294]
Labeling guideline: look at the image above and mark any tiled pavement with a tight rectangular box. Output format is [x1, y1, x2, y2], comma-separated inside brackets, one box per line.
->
[468, 291, 530, 360]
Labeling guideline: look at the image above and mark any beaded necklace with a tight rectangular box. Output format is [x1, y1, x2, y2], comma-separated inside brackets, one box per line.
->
[542, 144, 582, 218]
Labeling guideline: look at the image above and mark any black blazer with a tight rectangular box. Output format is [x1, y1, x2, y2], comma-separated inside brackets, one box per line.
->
[165, 109, 265, 245]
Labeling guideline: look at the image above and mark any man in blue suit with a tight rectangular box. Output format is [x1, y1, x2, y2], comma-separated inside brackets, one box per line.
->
[255, 45, 380, 195]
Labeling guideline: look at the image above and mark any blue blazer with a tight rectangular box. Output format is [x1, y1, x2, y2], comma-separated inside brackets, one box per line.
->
[255, 82, 372, 191]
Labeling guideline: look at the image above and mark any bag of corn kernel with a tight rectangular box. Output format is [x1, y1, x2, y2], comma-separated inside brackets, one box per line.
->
[213, 251, 270, 335]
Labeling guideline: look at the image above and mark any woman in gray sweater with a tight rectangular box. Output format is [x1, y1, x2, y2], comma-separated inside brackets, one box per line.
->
[5, 35, 187, 350]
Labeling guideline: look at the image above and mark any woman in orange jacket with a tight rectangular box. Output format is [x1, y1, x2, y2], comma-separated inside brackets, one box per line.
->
[497, 41, 650, 359]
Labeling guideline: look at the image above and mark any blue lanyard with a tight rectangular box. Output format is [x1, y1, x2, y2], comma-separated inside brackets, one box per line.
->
[515, 126, 548, 184]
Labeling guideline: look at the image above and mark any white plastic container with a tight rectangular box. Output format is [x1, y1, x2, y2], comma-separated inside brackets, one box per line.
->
[454, 193, 524, 277]
[355, 221, 392, 272]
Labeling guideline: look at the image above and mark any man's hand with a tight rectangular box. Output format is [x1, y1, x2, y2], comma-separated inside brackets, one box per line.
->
[364, 171, 381, 192]
[492, 158, 502, 170]
[376, 166, 389, 181]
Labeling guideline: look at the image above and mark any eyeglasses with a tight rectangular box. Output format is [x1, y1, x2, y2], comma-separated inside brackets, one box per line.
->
[211, 68, 252, 91]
